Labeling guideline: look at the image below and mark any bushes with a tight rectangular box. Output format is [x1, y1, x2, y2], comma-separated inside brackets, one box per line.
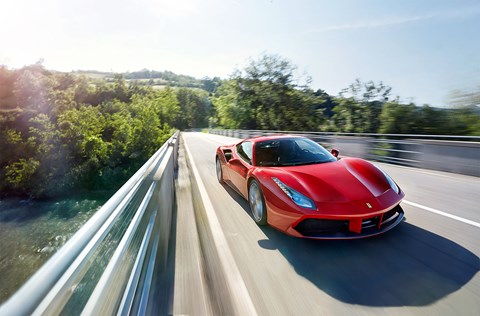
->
[0, 66, 175, 198]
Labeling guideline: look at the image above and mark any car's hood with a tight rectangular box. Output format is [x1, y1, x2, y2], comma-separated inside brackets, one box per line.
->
[268, 158, 392, 202]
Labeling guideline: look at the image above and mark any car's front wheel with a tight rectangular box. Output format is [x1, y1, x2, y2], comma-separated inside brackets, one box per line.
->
[216, 156, 224, 183]
[248, 179, 267, 225]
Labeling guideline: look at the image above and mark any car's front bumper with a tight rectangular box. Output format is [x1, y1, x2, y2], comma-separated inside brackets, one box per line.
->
[286, 204, 404, 239]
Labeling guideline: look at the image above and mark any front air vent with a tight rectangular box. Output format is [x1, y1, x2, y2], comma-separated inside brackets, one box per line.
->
[223, 149, 232, 162]
[294, 218, 349, 237]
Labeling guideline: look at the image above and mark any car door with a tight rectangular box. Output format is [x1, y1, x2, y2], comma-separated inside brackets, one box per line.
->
[229, 141, 252, 198]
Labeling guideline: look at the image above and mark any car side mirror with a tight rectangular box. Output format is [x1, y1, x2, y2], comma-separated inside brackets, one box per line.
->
[331, 149, 339, 158]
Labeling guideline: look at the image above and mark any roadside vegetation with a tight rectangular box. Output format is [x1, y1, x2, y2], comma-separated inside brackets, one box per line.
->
[211, 54, 480, 135]
[0, 63, 212, 198]
[1, 55, 478, 198]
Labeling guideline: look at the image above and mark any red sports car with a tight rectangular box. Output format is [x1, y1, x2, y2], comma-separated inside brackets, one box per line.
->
[215, 135, 405, 239]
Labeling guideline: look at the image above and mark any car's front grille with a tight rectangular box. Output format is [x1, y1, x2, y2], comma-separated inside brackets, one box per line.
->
[382, 207, 399, 224]
[293, 204, 404, 238]
[294, 218, 349, 237]
[361, 216, 380, 229]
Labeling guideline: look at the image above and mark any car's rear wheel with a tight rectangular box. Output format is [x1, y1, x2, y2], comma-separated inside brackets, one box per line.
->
[249, 180, 267, 225]
[216, 157, 224, 183]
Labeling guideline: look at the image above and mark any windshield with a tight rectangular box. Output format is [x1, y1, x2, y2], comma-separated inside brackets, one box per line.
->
[254, 138, 336, 166]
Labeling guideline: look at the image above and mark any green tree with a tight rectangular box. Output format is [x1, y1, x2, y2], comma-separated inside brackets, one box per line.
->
[176, 88, 210, 129]
[58, 106, 106, 159]
[446, 107, 480, 136]
[212, 79, 254, 129]
[73, 75, 95, 105]
[331, 79, 392, 133]
[447, 86, 480, 135]
[46, 73, 78, 119]
[1, 65, 175, 198]
[155, 87, 180, 127]
[201, 77, 222, 94]
[27, 113, 73, 195]
[415, 105, 447, 135]
[129, 97, 171, 161]
[0, 66, 16, 109]
[13, 66, 51, 112]
[4, 158, 39, 194]
[314, 89, 336, 118]
[113, 74, 130, 102]
[340, 79, 392, 103]
[378, 102, 419, 134]
[330, 97, 366, 133]
[212, 54, 322, 131]
[57, 105, 108, 189]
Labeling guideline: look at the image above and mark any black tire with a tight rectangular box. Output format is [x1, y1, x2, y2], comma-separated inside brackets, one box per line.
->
[248, 180, 267, 226]
[215, 156, 224, 183]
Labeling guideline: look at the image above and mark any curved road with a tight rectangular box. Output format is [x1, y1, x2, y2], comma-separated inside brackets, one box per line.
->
[182, 132, 480, 315]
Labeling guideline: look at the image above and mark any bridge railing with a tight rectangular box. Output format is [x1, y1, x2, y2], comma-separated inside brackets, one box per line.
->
[0, 131, 179, 316]
[209, 129, 480, 177]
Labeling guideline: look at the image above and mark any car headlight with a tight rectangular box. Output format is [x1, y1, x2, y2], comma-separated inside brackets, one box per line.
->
[377, 168, 400, 194]
[272, 177, 316, 210]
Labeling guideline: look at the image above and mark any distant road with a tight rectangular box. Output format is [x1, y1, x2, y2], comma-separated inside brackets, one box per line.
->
[182, 132, 480, 315]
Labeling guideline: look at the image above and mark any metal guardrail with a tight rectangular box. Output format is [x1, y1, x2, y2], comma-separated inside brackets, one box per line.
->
[0, 131, 179, 316]
[209, 129, 480, 176]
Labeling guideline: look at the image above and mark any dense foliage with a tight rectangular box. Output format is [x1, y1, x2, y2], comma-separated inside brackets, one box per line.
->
[0, 64, 211, 198]
[210, 55, 480, 135]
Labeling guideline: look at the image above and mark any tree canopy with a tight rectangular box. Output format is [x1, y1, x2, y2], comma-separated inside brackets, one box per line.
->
[210, 54, 479, 136]
[0, 64, 211, 198]
[212, 55, 323, 131]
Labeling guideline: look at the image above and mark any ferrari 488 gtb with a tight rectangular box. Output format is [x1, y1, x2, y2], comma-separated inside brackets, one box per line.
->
[215, 135, 405, 239]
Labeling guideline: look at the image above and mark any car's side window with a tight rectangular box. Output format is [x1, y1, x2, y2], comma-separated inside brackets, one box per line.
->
[236, 141, 253, 164]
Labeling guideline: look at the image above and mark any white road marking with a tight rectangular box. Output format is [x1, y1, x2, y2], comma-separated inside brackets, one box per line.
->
[183, 134, 258, 316]
[403, 200, 480, 229]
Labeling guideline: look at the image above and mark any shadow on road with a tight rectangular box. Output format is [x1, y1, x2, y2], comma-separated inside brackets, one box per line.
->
[258, 222, 479, 307]
[221, 182, 480, 307]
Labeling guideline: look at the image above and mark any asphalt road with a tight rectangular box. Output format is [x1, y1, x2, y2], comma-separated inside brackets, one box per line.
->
[181, 132, 480, 316]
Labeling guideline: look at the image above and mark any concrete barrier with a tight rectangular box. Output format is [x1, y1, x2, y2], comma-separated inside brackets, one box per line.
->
[419, 140, 480, 177]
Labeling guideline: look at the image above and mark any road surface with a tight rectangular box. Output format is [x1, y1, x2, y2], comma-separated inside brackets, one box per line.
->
[181, 132, 480, 315]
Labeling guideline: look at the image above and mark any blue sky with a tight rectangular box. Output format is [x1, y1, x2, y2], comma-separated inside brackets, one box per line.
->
[1, 0, 479, 107]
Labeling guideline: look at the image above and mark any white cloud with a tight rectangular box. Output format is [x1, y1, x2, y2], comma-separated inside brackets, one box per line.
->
[308, 14, 435, 33]
[306, 5, 480, 34]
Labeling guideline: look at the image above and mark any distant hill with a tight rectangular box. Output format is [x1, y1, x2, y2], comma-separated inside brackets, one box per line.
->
[70, 70, 112, 79]
[71, 69, 208, 89]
